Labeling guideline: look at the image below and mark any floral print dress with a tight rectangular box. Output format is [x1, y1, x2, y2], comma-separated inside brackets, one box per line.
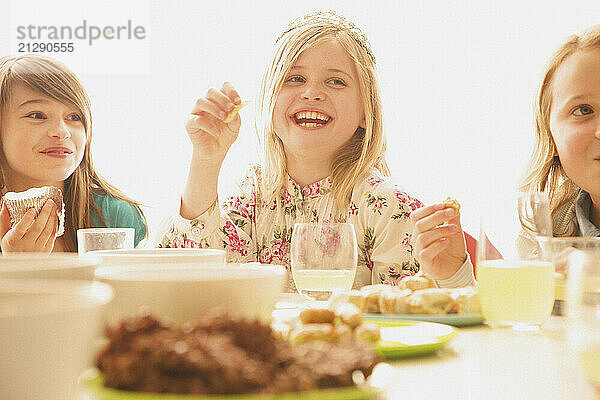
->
[160, 166, 424, 292]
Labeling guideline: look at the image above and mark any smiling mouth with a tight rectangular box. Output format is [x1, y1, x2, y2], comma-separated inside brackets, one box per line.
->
[292, 111, 332, 128]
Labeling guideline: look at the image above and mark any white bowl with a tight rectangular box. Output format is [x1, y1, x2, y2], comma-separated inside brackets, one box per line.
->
[90, 248, 226, 266]
[94, 263, 285, 324]
[0, 279, 113, 400]
[0, 253, 101, 280]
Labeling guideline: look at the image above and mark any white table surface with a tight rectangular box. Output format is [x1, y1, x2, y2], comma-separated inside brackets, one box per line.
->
[380, 318, 596, 399]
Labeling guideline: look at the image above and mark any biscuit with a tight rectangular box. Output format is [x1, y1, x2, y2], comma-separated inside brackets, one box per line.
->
[442, 197, 460, 214]
[334, 303, 362, 328]
[289, 323, 335, 344]
[223, 101, 249, 123]
[299, 305, 336, 324]
[354, 323, 381, 343]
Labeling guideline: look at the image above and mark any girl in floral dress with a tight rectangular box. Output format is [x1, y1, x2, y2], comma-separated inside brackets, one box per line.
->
[160, 11, 475, 291]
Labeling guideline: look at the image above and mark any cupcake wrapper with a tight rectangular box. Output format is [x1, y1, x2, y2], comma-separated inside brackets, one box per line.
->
[3, 186, 65, 237]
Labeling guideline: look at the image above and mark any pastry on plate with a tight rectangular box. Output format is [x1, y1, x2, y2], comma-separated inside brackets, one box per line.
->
[378, 288, 412, 314]
[407, 288, 457, 315]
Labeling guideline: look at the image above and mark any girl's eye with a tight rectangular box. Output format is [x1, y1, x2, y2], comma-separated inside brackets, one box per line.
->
[66, 113, 82, 122]
[25, 112, 46, 120]
[327, 78, 346, 86]
[573, 105, 594, 116]
[285, 75, 305, 84]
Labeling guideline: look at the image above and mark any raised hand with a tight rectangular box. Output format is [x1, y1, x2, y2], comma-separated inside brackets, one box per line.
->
[411, 203, 467, 280]
[185, 81, 242, 165]
[180, 82, 244, 220]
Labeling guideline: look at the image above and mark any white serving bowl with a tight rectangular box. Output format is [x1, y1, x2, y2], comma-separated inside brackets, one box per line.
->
[0, 279, 113, 400]
[90, 248, 226, 266]
[0, 253, 101, 280]
[94, 263, 285, 325]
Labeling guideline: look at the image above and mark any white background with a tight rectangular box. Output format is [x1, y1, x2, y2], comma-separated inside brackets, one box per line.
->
[1, 0, 598, 245]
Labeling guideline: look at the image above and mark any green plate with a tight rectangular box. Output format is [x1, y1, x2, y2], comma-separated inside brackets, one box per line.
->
[370, 319, 457, 359]
[81, 369, 386, 400]
[365, 313, 484, 327]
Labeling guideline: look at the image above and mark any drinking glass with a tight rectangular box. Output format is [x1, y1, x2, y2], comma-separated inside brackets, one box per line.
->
[565, 249, 600, 396]
[77, 228, 135, 255]
[290, 223, 358, 301]
[539, 237, 600, 315]
[477, 192, 555, 330]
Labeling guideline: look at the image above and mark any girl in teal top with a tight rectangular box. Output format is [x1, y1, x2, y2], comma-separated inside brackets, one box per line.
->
[0, 54, 146, 252]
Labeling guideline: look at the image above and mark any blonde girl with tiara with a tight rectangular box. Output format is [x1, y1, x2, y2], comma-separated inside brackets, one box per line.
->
[520, 25, 600, 238]
[161, 10, 475, 290]
[0, 54, 147, 252]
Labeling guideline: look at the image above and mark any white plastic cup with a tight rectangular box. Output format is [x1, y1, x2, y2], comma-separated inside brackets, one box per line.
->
[77, 228, 135, 255]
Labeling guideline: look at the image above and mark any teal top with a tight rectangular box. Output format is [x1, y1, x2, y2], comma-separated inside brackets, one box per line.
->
[91, 191, 147, 247]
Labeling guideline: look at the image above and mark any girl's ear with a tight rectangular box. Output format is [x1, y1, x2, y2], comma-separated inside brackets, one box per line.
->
[550, 135, 559, 156]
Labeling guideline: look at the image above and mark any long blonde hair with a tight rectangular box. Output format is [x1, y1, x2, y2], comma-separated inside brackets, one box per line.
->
[0, 54, 146, 251]
[257, 11, 389, 209]
[519, 25, 600, 236]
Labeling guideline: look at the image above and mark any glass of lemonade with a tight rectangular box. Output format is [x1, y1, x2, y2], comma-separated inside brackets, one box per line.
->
[290, 223, 357, 301]
[565, 249, 600, 396]
[477, 192, 555, 330]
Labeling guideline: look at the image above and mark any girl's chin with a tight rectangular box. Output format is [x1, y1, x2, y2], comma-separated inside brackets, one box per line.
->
[31, 171, 73, 187]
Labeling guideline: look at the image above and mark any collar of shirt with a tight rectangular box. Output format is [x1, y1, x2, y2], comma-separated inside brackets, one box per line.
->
[575, 189, 600, 237]
[285, 175, 333, 200]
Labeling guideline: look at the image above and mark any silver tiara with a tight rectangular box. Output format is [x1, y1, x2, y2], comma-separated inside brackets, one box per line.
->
[276, 10, 376, 64]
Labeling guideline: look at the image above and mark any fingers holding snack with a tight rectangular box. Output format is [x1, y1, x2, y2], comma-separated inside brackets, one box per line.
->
[1, 187, 64, 253]
[185, 113, 222, 139]
[2, 206, 52, 252]
[14, 200, 57, 251]
[186, 83, 246, 159]
[411, 204, 459, 234]
[37, 201, 58, 250]
[205, 86, 236, 116]
[4, 207, 36, 240]
[221, 81, 242, 106]
[412, 199, 461, 259]
[412, 197, 467, 280]
[191, 82, 244, 123]
[190, 97, 228, 124]
[413, 223, 460, 253]
[29, 199, 56, 242]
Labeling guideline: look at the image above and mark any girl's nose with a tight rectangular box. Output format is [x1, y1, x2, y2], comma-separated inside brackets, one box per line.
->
[48, 120, 72, 140]
[301, 85, 325, 101]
